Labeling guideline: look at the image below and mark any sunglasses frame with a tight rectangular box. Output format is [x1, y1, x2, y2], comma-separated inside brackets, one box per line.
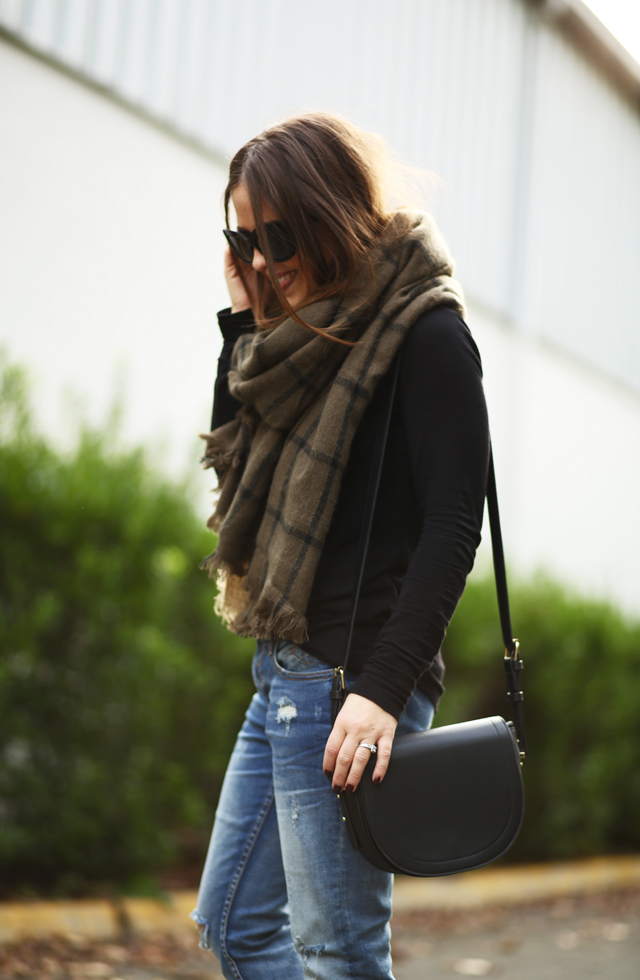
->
[223, 221, 297, 265]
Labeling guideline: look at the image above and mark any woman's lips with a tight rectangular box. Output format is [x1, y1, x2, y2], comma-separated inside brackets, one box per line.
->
[276, 270, 296, 291]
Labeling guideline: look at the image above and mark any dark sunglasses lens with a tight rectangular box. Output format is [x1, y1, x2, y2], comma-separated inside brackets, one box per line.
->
[266, 222, 296, 262]
[223, 228, 253, 264]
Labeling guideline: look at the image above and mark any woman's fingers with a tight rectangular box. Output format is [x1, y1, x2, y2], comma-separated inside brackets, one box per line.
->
[324, 723, 369, 791]
[322, 724, 349, 788]
[371, 734, 394, 783]
[322, 692, 397, 793]
[223, 246, 252, 312]
[343, 743, 377, 792]
[331, 732, 361, 792]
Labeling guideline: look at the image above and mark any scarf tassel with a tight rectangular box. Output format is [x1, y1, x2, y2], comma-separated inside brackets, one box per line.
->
[205, 554, 309, 644]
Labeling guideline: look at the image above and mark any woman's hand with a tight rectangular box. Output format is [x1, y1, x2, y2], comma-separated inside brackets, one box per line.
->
[323, 693, 398, 793]
[224, 246, 255, 313]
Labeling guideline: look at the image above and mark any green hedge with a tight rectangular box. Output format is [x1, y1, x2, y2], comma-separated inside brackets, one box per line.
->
[1, 356, 639, 896]
[0, 360, 254, 897]
[438, 574, 640, 861]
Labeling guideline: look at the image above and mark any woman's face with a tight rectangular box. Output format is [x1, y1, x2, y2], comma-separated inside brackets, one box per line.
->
[231, 184, 316, 311]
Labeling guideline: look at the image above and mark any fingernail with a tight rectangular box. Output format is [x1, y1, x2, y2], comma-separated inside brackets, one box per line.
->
[334, 785, 343, 795]
[324, 770, 334, 781]
[345, 784, 355, 793]
[373, 775, 381, 785]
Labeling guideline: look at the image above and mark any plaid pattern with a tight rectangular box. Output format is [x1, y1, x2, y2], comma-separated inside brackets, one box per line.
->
[201, 211, 465, 642]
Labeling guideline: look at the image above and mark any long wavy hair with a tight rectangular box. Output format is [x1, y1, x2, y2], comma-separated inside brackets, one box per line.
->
[224, 112, 406, 343]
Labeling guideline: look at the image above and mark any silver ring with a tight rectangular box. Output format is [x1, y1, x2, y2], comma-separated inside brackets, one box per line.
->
[359, 742, 377, 754]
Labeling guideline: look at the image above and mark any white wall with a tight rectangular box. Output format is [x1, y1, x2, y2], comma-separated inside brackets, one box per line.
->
[2, 39, 640, 616]
[4, 0, 640, 392]
[471, 303, 640, 615]
[0, 38, 229, 488]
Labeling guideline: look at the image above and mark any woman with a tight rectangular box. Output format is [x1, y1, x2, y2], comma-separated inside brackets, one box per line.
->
[193, 113, 489, 980]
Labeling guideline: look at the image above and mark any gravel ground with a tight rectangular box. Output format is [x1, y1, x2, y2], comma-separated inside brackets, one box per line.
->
[1, 889, 637, 979]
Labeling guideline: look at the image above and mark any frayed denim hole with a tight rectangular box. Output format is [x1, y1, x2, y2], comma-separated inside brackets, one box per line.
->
[291, 797, 300, 834]
[190, 909, 212, 951]
[276, 696, 297, 734]
[294, 937, 325, 978]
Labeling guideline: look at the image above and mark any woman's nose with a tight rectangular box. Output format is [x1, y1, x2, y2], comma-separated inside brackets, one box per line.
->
[252, 249, 267, 274]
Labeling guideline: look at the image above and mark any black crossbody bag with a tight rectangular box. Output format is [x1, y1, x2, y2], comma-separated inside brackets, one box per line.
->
[330, 355, 526, 877]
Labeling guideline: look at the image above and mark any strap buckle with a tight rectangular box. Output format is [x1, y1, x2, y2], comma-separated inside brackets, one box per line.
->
[330, 667, 346, 726]
[505, 638, 520, 661]
[503, 639, 526, 762]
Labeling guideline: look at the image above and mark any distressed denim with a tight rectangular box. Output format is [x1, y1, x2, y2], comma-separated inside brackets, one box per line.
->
[192, 639, 434, 980]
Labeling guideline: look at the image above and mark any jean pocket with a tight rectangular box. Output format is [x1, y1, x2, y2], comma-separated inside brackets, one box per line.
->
[273, 642, 333, 677]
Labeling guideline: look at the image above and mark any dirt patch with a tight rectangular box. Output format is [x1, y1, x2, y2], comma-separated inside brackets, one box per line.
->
[0, 932, 221, 980]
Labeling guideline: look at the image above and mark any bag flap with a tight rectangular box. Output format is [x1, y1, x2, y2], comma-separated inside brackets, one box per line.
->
[357, 716, 524, 876]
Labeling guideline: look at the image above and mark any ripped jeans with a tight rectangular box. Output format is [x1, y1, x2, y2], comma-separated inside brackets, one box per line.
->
[192, 640, 434, 980]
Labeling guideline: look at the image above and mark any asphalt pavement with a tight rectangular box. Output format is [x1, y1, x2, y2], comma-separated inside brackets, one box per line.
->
[0, 888, 637, 978]
[392, 888, 639, 979]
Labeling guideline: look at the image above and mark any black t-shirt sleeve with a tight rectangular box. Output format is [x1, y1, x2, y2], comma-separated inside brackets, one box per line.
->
[210, 307, 255, 430]
[348, 308, 490, 717]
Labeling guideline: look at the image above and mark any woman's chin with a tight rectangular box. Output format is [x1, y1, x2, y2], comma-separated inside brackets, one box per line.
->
[274, 268, 313, 311]
[284, 279, 313, 310]
[287, 291, 307, 311]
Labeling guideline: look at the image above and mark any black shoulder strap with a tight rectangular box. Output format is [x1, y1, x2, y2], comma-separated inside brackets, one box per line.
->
[343, 355, 402, 667]
[487, 450, 526, 756]
[336, 353, 526, 758]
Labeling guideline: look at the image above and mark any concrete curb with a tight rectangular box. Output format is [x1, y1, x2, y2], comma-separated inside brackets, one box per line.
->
[392, 856, 640, 912]
[0, 900, 121, 944]
[1, 857, 639, 943]
[121, 893, 198, 936]
[0, 892, 200, 945]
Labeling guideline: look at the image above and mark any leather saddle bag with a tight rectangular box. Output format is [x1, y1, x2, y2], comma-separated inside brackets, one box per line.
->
[330, 356, 526, 877]
[339, 716, 523, 875]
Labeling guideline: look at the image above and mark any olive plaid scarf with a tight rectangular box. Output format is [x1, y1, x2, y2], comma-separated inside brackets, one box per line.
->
[200, 210, 465, 642]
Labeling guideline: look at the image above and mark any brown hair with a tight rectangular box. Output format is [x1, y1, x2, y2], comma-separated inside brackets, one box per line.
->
[224, 112, 397, 343]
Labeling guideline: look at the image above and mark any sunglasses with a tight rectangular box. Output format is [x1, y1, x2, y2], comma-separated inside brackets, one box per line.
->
[223, 221, 297, 265]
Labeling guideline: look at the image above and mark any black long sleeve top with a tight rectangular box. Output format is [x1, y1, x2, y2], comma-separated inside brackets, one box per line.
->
[210, 305, 490, 718]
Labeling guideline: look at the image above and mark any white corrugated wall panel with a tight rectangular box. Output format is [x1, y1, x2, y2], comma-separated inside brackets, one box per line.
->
[1, 0, 639, 390]
[113, 0, 153, 106]
[88, 0, 121, 86]
[0, 0, 528, 320]
[522, 22, 640, 390]
[56, 0, 92, 69]
[0, 0, 22, 31]
[18, 0, 56, 51]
